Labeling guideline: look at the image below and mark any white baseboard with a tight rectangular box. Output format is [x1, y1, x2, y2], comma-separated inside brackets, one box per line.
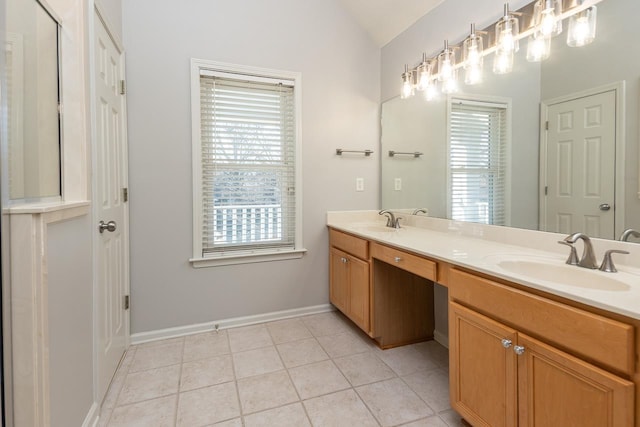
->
[433, 329, 449, 348]
[131, 304, 335, 345]
[82, 402, 99, 427]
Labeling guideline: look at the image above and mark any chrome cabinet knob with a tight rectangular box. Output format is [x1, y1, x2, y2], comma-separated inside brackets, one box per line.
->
[394, 257, 402, 263]
[501, 339, 512, 349]
[514, 345, 525, 355]
[98, 220, 117, 234]
[341, 257, 348, 263]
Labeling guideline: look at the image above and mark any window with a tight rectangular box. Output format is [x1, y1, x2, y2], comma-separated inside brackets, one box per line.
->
[190, 60, 304, 267]
[447, 97, 510, 225]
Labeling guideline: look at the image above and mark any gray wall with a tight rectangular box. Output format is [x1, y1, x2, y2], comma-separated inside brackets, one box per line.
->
[540, 0, 640, 232]
[47, 215, 94, 427]
[123, 0, 381, 334]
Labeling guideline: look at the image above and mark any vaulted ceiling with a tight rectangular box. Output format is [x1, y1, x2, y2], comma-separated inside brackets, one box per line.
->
[337, 0, 445, 47]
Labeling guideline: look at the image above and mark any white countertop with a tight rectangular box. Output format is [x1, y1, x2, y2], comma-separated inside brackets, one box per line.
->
[327, 210, 640, 321]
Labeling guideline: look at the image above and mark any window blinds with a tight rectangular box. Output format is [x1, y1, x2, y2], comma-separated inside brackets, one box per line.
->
[449, 101, 508, 225]
[199, 74, 296, 256]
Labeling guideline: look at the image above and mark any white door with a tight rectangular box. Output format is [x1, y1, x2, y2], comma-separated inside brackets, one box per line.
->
[543, 90, 616, 238]
[94, 10, 129, 402]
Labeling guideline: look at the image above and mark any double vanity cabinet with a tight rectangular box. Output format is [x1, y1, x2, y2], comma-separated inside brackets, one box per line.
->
[328, 223, 639, 427]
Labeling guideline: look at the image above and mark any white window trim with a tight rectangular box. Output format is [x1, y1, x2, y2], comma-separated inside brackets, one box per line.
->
[446, 93, 512, 226]
[189, 58, 305, 268]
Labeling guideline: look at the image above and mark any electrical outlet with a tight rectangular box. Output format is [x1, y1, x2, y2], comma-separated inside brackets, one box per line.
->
[356, 177, 364, 192]
[394, 178, 402, 191]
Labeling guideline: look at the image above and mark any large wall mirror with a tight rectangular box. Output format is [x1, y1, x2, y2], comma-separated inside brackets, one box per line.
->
[3, 0, 61, 202]
[381, 0, 640, 242]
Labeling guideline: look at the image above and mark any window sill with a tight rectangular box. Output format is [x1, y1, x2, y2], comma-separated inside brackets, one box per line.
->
[190, 248, 307, 268]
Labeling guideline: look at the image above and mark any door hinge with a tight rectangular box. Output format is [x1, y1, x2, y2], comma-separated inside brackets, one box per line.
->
[124, 295, 130, 310]
[122, 187, 128, 202]
[120, 80, 126, 95]
[545, 121, 549, 130]
[57, 102, 63, 115]
[545, 186, 548, 195]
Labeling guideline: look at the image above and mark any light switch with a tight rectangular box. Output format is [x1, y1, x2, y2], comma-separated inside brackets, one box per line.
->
[394, 178, 402, 191]
[356, 177, 364, 192]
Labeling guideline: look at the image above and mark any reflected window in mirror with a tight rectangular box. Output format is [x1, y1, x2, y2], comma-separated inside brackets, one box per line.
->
[4, 0, 61, 202]
[448, 98, 510, 225]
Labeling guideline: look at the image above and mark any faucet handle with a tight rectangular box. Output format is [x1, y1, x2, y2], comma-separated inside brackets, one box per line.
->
[394, 217, 403, 229]
[599, 249, 630, 273]
[557, 241, 579, 265]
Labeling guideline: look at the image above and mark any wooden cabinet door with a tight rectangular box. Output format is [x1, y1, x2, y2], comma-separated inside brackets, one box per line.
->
[450, 302, 518, 427]
[517, 333, 634, 427]
[329, 248, 349, 314]
[347, 255, 370, 332]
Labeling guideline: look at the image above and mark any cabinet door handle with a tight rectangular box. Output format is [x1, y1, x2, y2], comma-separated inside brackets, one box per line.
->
[341, 257, 348, 263]
[514, 345, 525, 355]
[501, 339, 512, 349]
[394, 257, 402, 263]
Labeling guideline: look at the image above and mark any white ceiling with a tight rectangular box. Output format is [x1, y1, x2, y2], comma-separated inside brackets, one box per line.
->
[338, 0, 446, 47]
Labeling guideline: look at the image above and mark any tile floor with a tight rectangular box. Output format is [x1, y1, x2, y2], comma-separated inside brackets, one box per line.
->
[98, 311, 466, 427]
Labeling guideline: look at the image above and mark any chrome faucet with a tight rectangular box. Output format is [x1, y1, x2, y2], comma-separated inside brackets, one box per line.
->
[620, 229, 640, 242]
[379, 209, 402, 229]
[412, 208, 428, 215]
[563, 233, 598, 269]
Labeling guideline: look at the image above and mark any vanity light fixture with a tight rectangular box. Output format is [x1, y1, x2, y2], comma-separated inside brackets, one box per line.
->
[398, 0, 602, 100]
[495, 3, 520, 53]
[401, 64, 415, 99]
[463, 24, 484, 85]
[526, 30, 551, 62]
[567, 1, 597, 47]
[438, 40, 458, 93]
[533, 0, 563, 38]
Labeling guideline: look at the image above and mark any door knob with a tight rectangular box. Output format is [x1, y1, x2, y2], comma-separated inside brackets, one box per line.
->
[98, 220, 117, 233]
[599, 203, 611, 211]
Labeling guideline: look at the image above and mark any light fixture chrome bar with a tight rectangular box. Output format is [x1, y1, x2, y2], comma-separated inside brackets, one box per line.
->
[402, 0, 602, 83]
[336, 149, 374, 156]
[388, 151, 424, 158]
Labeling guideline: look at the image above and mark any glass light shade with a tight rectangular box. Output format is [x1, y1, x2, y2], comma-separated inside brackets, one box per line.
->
[526, 31, 551, 62]
[465, 63, 483, 85]
[441, 73, 458, 94]
[495, 15, 520, 53]
[416, 59, 433, 92]
[534, 0, 562, 38]
[401, 66, 414, 99]
[567, 6, 597, 47]
[493, 48, 514, 74]
[424, 80, 439, 101]
[463, 32, 484, 85]
[437, 48, 456, 82]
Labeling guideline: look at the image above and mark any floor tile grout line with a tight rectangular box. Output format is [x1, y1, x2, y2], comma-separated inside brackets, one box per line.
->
[100, 345, 138, 426]
[227, 330, 246, 424]
[173, 338, 187, 427]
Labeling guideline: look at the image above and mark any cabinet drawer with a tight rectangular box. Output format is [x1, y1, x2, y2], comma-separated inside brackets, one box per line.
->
[329, 229, 369, 260]
[449, 268, 635, 375]
[371, 242, 436, 281]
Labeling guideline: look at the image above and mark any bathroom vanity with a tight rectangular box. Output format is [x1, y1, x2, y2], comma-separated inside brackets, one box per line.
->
[328, 211, 640, 427]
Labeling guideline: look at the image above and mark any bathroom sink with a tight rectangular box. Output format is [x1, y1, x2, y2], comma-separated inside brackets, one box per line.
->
[360, 225, 399, 233]
[494, 258, 630, 291]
